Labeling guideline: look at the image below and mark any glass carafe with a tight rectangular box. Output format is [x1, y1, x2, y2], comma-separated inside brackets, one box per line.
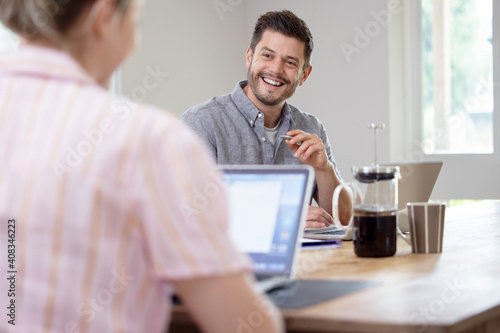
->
[333, 165, 400, 257]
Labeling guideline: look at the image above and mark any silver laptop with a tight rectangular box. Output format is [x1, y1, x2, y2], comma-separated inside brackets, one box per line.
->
[303, 214, 352, 241]
[383, 161, 443, 232]
[219, 165, 314, 292]
[384, 161, 443, 211]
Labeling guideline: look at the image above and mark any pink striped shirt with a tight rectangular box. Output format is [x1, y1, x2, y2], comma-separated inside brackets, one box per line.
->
[0, 45, 250, 333]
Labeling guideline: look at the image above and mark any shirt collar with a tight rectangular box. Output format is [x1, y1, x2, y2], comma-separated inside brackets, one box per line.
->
[230, 80, 291, 127]
[0, 45, 96, 86]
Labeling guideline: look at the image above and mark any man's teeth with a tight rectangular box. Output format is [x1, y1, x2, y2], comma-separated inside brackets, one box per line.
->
[263, 78, 283, 86]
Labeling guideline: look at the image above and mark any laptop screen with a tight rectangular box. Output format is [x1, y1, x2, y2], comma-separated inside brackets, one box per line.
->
[220, 166, 314, 276]
[382, 161, 443, 210]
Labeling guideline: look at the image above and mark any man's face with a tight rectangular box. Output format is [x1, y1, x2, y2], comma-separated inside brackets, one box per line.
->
[245, 30, 312, 107]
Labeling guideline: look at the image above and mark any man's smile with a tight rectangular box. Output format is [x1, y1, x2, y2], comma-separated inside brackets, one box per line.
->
[262, 77, 284, 87]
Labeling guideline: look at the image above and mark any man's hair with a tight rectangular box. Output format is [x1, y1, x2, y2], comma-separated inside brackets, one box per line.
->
[0, 0, 131, 40]
[249, 10, 314, 69]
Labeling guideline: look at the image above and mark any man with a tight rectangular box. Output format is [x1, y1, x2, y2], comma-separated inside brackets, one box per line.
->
[181, 10, 351, 227]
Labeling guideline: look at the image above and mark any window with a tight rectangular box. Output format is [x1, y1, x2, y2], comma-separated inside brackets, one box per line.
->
[421, 0, 493, 154]
[0, 23, 19, 51]
[390, 0, 499, 199]
[0, 23, 122, 94]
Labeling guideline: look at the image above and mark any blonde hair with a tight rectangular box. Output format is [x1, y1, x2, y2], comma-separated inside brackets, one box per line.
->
[0, 0, 131, 41]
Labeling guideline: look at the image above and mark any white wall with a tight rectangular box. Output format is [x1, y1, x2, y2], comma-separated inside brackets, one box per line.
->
[121, 0, 248, 115]
[122, 0, 391, 184]
[121, 0, 499, 200]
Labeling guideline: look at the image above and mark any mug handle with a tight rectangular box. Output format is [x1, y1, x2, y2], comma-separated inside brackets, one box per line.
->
[332, 183, 354, 231]
[397, 208, 411, 245]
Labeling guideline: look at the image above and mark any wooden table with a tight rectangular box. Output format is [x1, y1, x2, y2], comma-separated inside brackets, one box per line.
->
[170, 200, 500, 333]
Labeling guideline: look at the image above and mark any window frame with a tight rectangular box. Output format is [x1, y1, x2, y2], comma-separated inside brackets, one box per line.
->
[389, 0, 500, 199]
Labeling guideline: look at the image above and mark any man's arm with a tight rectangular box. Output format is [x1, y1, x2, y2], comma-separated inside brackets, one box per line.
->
[312, 161, 352, 225]
[174, 273, 284, 333]
[284, 129, 352, 225]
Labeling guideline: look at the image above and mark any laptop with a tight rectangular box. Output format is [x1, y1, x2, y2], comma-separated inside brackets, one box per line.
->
[302, 161, 443, 238]
[383, 161, 443, 232]
[384, 161, 443, 211]
[219, 165, 314, 292]
[302, 213, 352, 241]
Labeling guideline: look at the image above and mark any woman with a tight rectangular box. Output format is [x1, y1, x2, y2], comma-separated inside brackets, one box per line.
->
[0, 1, 283, 332]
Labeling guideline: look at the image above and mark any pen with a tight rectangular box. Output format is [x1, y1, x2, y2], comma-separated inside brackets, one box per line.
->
[280, 135, 301, 145]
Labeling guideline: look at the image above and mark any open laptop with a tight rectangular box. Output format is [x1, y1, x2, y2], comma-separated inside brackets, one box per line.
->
[219, 165, 314, 292]
[303, 212, 352, 240]
[384, 161, 443, 211]
[303, 161, 443, 239]
[383, 161, 443, 232]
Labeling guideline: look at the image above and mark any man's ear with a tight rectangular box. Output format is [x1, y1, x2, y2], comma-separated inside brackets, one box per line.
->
[299, 65, 312, 86]
[245, 46, 253, 69]
[92, 0, 116, 39]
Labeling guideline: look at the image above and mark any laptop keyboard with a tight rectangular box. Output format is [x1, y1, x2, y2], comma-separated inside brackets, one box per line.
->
[255, 275, 292, 292]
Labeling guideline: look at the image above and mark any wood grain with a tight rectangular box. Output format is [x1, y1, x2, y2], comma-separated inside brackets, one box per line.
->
[169, 200, 500, 333]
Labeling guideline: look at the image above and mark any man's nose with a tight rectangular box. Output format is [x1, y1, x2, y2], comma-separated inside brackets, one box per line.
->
[268, 58, 285, 75]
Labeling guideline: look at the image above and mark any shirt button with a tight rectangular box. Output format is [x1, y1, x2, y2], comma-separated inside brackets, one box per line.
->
[249, 120, 253, 125]
[258, 113, 262, 118]
[262, 137, 266, 142]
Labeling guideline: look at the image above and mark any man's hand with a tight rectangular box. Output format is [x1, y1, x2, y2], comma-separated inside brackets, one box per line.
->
[284, 130, 329, 171]
[285, 129, 352, 228]
[305, 205, 334, 228]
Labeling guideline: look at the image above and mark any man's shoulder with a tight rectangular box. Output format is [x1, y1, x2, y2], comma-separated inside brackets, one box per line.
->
[287, 103, 323, 125]
[183, 93, 234, 119]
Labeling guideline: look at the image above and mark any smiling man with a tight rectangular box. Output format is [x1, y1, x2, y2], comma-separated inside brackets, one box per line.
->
[181, 10, 351, 228]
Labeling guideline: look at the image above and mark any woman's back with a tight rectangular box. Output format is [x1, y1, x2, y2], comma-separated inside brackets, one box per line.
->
[0, 1, 283, 332]
[0, 44, 252, 333]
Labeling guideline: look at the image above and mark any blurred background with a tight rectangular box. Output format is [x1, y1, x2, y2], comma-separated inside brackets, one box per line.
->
[2, 0, 499, 200]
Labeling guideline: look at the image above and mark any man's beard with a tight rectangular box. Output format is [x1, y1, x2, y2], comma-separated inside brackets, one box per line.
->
[246, 68, 299, 106]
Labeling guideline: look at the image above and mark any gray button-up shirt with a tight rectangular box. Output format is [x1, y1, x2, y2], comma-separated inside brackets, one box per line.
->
[181, 81, 342, 181]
